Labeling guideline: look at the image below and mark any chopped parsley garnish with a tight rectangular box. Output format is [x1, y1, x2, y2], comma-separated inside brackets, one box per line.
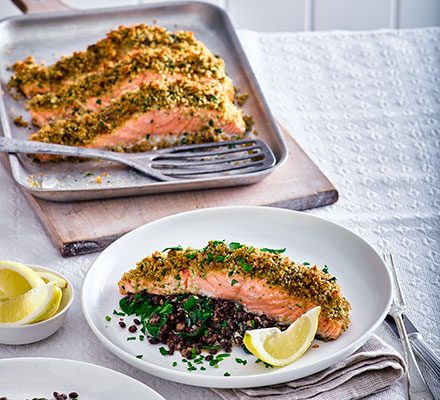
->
[322, 265, 329, 274]
[162, 245, 183, 252]
[200, 366, 206, 371]
[174, 274, 181, 280]
[329, 277, 337, 282]
[105, 315, 111, 322]
[235, 358, 247, 366]
[159, 347, 170, 356]
[240, 261, 253, 272]
[185, 253, 196, 259]
[139, 335, 145, 341]
[172, 361, 178, 367]
[96, 98, 102, 105]
[216, 255, 225, 262]
[303, 262, 310, 266]
[255, 358, 274, 368]
[231, 279, 238, 286]
[260, 247, 286, 254]
[127, 337, 136, 341]
[136, 354, 143, 359]
[229, 242, 244, 250]
[84, 171, 93, 177]
[224, 372, 230, 376]
[113, 309, 125, 316]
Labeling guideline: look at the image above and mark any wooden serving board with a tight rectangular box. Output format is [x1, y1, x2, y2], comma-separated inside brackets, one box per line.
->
[6, 127, 338, 256]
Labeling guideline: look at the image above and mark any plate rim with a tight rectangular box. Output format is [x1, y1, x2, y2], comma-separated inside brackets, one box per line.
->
[81, 205, 393, 388]
[0, 356, 165, 399]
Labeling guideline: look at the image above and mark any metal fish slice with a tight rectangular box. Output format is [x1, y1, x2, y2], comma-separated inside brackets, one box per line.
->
[0, 137, 276, 181]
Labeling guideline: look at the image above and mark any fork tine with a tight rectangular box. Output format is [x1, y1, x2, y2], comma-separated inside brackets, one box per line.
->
[157, 159, 267, 176]
[388, 253, 406, 306]
[383, 252, 405, 307]
[155, 138, 258, 153]
[153, 145, 260, 160]
[153, 152, 263, 168]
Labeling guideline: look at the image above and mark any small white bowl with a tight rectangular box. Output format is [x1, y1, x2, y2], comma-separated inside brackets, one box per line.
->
[0, 265, 74, 345]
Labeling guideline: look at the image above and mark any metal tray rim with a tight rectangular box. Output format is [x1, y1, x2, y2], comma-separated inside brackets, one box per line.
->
[0, 1, 288, 201]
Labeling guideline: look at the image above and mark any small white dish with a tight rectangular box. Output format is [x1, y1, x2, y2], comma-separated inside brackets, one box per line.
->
[82, 206, 392, 388]
[0, 357, 165, 399]
[0, 264, 74, 345]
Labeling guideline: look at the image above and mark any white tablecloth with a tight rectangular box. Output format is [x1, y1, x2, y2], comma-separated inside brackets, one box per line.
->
[1, 28, 439, 399]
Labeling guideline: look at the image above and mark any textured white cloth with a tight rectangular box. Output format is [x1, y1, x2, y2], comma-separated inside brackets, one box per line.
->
[1, 28, 440, 400]
[214, 335, 406, 400]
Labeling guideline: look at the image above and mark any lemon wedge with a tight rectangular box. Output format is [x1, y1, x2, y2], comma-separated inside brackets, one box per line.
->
[38, 271, 67, 289]
[0, 260, 46, 299]
[243, 306, 321, 367]
[0, 290, 7, 301]
[0, 282, 62, 326]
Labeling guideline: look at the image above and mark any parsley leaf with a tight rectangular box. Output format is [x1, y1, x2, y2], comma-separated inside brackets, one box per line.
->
[229, 242, 244, 250]
[260, 247, 286, 254]
[159, 347, 169, 356]
[162, 245, 182, 252]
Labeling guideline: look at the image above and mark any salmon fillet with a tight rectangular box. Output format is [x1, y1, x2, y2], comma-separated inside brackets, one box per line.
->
[30, 79, 246, 154]
[9, 25, 201, 97]
[27, 47, 235, 127]
[118, 241, 351, 341]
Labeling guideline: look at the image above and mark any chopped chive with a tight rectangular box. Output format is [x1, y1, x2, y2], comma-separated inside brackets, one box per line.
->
[139, 335, 145, 341]
[127, 337, 136, 341]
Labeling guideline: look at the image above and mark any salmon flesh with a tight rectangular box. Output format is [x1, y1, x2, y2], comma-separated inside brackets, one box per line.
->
[8, 24, 248, 155]
[118, 241, 351, 341]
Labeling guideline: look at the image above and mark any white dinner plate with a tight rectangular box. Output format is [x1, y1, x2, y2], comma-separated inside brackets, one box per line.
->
[82, 206, 392, 388]
[0, 357, 165, 399]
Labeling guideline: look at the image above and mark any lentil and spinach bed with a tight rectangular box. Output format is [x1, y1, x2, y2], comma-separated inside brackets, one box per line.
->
[115, 291, 286, 362]
[116, 241, 351, 362]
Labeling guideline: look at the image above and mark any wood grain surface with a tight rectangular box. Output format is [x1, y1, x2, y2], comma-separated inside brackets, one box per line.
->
[3, 128, 338, 256]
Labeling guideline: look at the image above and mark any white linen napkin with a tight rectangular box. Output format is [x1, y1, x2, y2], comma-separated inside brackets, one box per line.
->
[213, 335, 406, 400]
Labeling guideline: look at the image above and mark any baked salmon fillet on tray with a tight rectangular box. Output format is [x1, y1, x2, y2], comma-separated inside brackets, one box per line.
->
[7, 24, 250, 157]
[116, 240, 351, 360]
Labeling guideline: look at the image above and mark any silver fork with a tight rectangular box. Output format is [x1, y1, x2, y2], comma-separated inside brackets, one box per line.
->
[0, 137, 276, 181]
[383, 253, 434, 400]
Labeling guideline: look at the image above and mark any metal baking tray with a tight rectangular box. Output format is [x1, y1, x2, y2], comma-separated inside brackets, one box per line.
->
[0, 1, 288, 201]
